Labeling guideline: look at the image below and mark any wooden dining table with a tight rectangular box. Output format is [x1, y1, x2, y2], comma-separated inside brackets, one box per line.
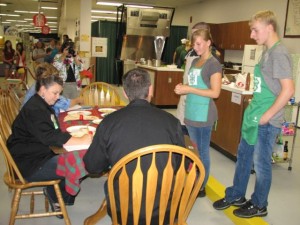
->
[52, 105, 199, 197]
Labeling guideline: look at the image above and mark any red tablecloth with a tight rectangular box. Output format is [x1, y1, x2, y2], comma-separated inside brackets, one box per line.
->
[56, 106, 121, 195]
[58, 106, 121, 132]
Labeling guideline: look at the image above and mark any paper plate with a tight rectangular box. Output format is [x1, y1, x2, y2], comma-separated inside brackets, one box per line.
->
[67, 110, 92, 116]
[66, 125, 96, 137]
[98, 108, 117, 113]
[92, 119, 103, 125]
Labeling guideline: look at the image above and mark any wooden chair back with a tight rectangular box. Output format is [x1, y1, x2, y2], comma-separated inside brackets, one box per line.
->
[0, 112, 12, 142]
[0, 134, 71, 225]
[0, 88, 20, 126]
[80, 82, 121, 106]
[107, 144, 205, 225]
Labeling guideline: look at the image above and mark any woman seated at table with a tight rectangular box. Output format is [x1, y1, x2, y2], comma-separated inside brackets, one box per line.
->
[21, 62, 83, 116]
[7, 70, 92, 218]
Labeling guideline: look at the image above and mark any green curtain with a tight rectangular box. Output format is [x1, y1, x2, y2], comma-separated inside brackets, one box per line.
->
[91, 21, 118, 84]
[162, 26, 188, 65]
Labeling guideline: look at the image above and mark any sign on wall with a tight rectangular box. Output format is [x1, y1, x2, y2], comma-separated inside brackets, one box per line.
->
[91, 37, 107, 57]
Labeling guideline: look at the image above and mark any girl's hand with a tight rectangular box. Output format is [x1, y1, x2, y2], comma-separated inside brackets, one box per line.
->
[174, 83, 189, 95]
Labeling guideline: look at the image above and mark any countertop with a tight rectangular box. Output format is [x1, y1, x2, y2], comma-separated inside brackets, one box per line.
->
[137, 64, 184, 72]
[221, 83, 253, 95]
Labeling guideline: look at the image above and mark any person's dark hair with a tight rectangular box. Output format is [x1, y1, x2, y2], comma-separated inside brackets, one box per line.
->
[46, 47, 52, 54]
[60, 41, 75, 56]
[16, 42, 24, 53]
[35, 63, 60, 92]
[4, 40, 13, 53]
[36, 73, 63, 92]
[122, 68, 151, 101]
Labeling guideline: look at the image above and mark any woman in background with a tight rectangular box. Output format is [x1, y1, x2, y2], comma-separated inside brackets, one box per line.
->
[53, 41, 83, 99]
[15, 42, 26, 80]
[174, 28, 222, 197]
[2, 40, 16, 79]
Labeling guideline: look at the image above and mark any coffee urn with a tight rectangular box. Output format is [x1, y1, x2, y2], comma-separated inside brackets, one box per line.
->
[153, 36, 166, 67]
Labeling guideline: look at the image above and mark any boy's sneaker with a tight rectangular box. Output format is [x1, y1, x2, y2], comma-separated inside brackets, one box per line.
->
[233, 200, 268, 218]
[213, 197, 247, 210]
[43, 188, 63, 219]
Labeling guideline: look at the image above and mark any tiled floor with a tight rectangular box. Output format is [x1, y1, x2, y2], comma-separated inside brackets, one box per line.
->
[0, 73, 299, 224]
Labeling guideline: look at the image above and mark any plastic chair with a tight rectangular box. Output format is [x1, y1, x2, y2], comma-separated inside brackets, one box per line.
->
[80, 82, 122, 106]
[0, 133, 71, 225]
[84, 144, 205, 225]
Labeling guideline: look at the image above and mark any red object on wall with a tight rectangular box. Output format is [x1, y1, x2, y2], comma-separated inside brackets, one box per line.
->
[33, 14, 47, 27]
[41, 26, 50, 34]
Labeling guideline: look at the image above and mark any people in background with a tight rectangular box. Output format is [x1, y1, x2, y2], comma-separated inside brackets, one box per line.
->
[174, 28, 222, 198]
[83, 68, 185, 224]
[62, 34, 70, 45]
[53, 41, 83, 99]
[173, 38, 188, 68]
[32, 41, 46, 69]
[44, 47, 53, 63]
[2, 40, 16, 79]
[15, 42, 26, 81]
[21, 62, 83, 116]
[213, 10, 295, 218]
[179, 40, 192, 69]
[49, 39, 61, 63]
[7, 69, 92, 218]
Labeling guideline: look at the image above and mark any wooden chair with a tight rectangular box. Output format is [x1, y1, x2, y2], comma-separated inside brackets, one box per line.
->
[0, 88, 20, 126]
[80, 82, 122, 106]
[0, 112, 12, 141]
[0, 134, 71, 225]
[84, 144, 205, 225]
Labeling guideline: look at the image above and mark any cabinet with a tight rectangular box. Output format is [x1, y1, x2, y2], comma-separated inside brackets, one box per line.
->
[136, 65, 183, 106]
[214, 21, 256, 50]
[152, 70, 183, 106]
[211, 89, 252, 157]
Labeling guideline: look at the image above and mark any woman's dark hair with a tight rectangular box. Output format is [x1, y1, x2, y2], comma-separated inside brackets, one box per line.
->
[122, 68, 151, 101]
[35, 63, 62, 92]
[4, 40, 13, 52]
[16, 42, 24, 53]
[60, 41, 75, 55]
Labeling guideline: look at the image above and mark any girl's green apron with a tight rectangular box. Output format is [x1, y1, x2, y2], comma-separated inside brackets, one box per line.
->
[241, 44, 278, 145]
[185, 66, 210, 122]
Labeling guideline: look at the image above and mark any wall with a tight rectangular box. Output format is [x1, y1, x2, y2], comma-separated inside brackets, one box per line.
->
[172, 0, 299, 53]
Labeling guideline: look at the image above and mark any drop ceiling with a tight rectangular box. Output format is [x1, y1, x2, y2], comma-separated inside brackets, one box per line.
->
[0, 0, 202, 33]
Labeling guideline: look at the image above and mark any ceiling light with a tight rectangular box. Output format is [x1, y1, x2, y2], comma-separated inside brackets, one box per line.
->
[91, 15, 116, 20]
[125, 4, 153, 9]
[15, 10, 41, 14]
[41, 7, 57, 10]
[0, 13, 20, 17]
[91, 10, 119, 14]
[96, 1, 122, 6]
[0, 3, 8, 6]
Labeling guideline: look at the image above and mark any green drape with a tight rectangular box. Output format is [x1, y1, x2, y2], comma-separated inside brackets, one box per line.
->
[91, 21, 118, 84]
[162, 26, 188, 65]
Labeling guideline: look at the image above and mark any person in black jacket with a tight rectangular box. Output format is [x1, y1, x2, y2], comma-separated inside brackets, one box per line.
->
[83, 68, 185, 224]
[7, 67, 92, 218]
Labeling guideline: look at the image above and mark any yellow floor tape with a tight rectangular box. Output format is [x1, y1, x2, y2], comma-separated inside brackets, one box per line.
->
[206, 176, 269, 225]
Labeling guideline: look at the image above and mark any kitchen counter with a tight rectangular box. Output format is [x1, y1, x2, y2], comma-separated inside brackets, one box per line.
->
[136, 64, 183, 106]
[221, 83, 253, 95]
[137, 64, 184, 72]
[211, 87, 253, 159]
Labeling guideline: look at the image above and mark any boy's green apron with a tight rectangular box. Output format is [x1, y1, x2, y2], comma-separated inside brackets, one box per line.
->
[185, 66, 210, 122]
[242, 43, 279, 145]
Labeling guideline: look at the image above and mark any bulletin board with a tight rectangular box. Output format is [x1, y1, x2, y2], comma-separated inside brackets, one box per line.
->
[91, 37, 107, 57]
[284, 0, 300, 37]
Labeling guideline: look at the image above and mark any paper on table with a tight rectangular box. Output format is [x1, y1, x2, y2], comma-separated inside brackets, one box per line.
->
[63, 144, 91, 152]
[67, 104, 82, 111]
